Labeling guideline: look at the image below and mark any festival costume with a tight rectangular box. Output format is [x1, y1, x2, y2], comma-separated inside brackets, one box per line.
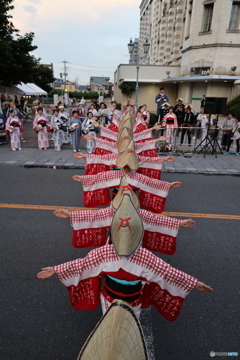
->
[94, 138, 157, 157]
[79, 169, 171, 212]
[82, 118, 97, 153]
[162, 113, 178, 144]
[59, 110, 71, 144]
[69, 206, 181, 254]
[50, 115, 64, 151]
[83, 153, 164, 178]
[100, 126, 152, 144]
[33, 114, 50, 149]
[6, 116, 21, 150]
[53, 243, 197, 320]
[68, 117, 82, 151]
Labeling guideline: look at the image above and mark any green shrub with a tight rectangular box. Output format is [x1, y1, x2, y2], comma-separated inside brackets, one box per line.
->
[226, 95, 240, 118]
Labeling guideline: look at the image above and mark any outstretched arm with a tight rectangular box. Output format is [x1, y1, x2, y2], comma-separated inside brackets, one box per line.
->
[196, 281, 213, 293]
[180, 219, 195, 228]
[164, 156, 175, 162]
[170, 181, 182, 188]
[73, 152, 86, 159]
[37, 267, 55, 279]
[54, 210, 70, 218]
[72, 175, 82, 182]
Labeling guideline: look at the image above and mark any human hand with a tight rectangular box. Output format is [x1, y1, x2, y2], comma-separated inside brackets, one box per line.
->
[73, 152, 86, 159]
[72, 175, 82, 182]
[170, 181, 182, 188]
[152, 124, 162, 130]
[37, 267, 55, 279]
[196, 281, 213, 293]
[54, 209, 70, 218]
[92, 122, 101, 127]
[180, 219, 195, 228]
[165, 156, 175, 162]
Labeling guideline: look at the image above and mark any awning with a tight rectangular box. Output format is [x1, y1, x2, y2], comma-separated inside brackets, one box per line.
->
[15, 82, 47, 96]
[162, 75, 240, 83]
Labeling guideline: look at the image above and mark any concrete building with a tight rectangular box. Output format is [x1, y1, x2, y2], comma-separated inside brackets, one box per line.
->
[114, 0, 240, 112]
[90, 76, 110, 94]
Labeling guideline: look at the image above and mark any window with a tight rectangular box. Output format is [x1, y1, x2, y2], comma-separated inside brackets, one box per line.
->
[202, 3, 214, 32]
[229, 2, 240, 30]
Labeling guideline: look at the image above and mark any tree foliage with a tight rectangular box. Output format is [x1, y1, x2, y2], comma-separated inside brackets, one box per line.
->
[33, 65, 55, 93]
[0, 0, 39, 86]
[226, 95, 240, 118]
[118, 82, 136, 97]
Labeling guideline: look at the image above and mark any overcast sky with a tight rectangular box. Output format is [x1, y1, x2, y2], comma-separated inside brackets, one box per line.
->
[12, 0, 140, 85]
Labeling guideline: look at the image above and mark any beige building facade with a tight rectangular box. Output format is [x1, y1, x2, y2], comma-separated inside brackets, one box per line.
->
[114, 0, 240, 112]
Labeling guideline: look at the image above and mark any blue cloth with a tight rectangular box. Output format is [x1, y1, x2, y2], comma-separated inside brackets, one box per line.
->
[107, 275, 141, 286]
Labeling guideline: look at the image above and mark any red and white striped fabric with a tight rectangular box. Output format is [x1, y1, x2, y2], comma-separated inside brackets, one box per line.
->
[53, 244, 198, 320]
[100, 127, 117, 142]
[137, 156, 164, 179]
[133, 119, 148, 133]
[134, 128, 152, 143]
[94, 138, 118, 155]
[83, 153, 163, 179]
[108, 118, 119, 133]
[70, 208, 113, 248]
[94, 138, 157, 157]
[81, 169, 171, 212]
[70, 207, 181, 255]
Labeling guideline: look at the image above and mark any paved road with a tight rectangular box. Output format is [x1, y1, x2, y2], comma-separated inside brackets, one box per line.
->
[0, 166, 239, 360]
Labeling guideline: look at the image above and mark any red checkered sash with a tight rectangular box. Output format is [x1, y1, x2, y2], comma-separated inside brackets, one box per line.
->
[108, 118, 119, 133]
[53, 244, 198, 320]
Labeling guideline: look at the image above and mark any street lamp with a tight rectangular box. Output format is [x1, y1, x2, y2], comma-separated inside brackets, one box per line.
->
[127, 38, 150, 109]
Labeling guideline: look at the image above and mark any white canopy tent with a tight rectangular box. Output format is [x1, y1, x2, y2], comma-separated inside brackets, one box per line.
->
[15, 82, 47, 96]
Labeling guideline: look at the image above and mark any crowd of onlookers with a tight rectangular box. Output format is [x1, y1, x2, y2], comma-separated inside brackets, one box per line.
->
[0, 92, 240, 155]
[154, 87, 240, 155]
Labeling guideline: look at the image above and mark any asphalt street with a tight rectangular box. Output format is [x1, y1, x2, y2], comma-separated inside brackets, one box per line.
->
[0, 166, 239, 360]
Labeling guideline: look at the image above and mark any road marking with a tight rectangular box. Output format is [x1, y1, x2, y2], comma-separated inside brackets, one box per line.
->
[0, 203, 240, 220]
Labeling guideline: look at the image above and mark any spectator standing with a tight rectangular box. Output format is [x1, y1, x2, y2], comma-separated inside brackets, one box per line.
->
[33, 107, 50, 150]
[180, 104, 195, 146]
[50, 109, 64, 151]
[58, 106, 71, 144]
[82, 112, 97, 154]
[79, 97, 86, 108]
[68, 110, 82, 153]
[0, 112, 7, 145]
[162, 106, 178, 144]
[6, 109, 22, 151]
[155, 87, 169, 121]
[140, 104, 150, 127]
[76, 104, 85, 122]
[174, 98, 185, 136]
[200, 95, 206, 111]
[98, 102, 108, 126]
[224, 118, 240, 155]
[221, 113, 235, 150]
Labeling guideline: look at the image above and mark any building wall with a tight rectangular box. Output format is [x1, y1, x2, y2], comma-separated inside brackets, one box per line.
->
[139, 0, 240, 75]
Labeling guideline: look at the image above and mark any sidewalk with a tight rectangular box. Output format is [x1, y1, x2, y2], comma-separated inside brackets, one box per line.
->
[1, 146, 240, 174]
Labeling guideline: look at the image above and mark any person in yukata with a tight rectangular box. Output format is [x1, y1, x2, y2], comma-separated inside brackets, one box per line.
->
[68, 110, 82, 153]
[33, 107, 50, 150]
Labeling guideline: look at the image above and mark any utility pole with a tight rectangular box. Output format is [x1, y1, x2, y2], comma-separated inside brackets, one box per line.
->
[62, 60, 68, 91]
